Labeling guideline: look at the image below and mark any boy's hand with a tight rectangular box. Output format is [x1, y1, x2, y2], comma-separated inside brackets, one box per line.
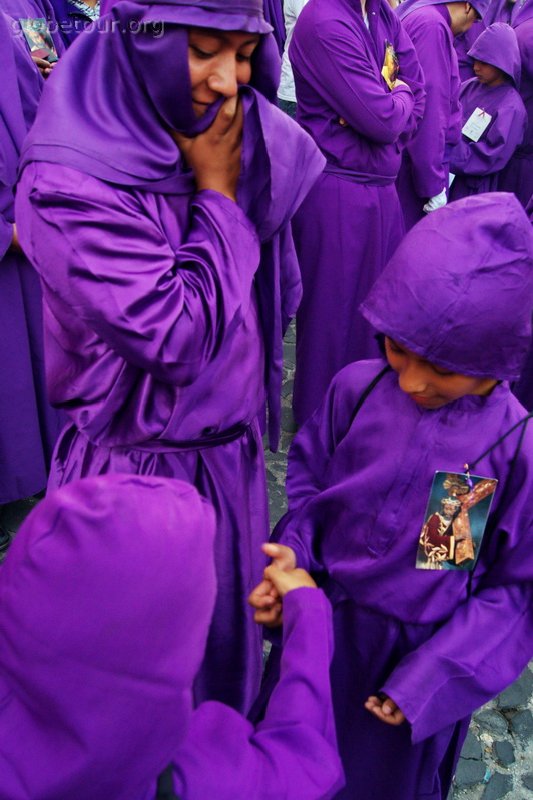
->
[32, 56, 55, 78]
[364, 694, 406, 726]
[262, 542, 297, 571]
[248, 543, 299, 628]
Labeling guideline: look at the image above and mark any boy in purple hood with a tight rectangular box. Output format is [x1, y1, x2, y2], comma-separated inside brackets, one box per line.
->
[251, 193, 533, 800]
[0, 475, 344, 800]
[449, 23, 527, 199]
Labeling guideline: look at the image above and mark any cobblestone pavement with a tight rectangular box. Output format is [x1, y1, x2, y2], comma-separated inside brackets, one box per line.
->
[265, 324, 533, 800]
[1, 324, 531, 799]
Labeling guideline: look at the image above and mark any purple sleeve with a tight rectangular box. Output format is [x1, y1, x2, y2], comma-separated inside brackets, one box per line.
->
[172, 588, 344, 800]
[516, 23, 533, 79]
[275, 362, 382, 571]
[393, 17, 426, 142]
[449, 100, 527, 176]
[297, 18, 416, 144]
[404, 19, 460, 197]
[382, 582, 533, 743]
[16, 163, 260, 385]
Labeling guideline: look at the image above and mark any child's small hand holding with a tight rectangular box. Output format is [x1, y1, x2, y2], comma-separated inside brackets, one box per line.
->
[248, 543, 298, 628]
[364, 693, 406, 726]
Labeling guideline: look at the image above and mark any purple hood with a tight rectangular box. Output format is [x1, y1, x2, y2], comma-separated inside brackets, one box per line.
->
[0, 475, 217, 800]
[360, 193, 533, 380]
[20, 0, 284, 190]
[397, 0, 491, 21]
[468, 22, 522, 86]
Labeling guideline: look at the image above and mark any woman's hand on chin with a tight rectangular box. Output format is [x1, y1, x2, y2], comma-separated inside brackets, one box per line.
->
[171, 96, 243, 203]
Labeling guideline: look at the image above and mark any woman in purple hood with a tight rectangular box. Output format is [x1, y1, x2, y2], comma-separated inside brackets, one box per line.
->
[449, 23, 527, 199]
[15, 0, 325, 714]
[252, 193, 533, 799]
[0, 475, 343, 799]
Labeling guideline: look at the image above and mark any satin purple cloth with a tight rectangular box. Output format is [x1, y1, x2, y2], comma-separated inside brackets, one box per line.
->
[449, 25, 526, 200]
[263, 0, 286, 53]
[16, 0, 325, 713]
[395, 2, 462, 229]
[0, 475, 344, 799]
[0, 6, 63, 504]
[270, 194, 533, 800]
[287, 0, 425, 424]
[398, 0, 490, 20]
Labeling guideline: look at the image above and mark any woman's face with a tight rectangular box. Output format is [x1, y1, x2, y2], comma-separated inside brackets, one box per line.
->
[187, 28, 260, 117]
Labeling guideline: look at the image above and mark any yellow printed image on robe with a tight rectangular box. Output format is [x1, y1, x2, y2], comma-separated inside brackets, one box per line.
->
[416, 471, 497, 571]
[381, 41, 399, 89]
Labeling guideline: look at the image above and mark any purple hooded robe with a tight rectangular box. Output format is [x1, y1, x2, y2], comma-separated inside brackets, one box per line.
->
[0, 4, 63, 505]
[287, 0, 426, 425]
[449, 23, 527, 199]
[15, 0, 325, 714]
[0, 474, 344, 800]
[498, 0, 533, 207]
[270, 194, 533, 800]
[395, 0, 490, 229]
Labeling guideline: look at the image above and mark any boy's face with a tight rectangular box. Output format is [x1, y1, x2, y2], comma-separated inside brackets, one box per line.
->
[385, 338, 498, 409]
[473, 60, 507, 87]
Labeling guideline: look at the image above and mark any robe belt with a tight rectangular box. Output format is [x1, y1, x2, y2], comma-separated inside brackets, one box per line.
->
[513, 145, 533, 157]
[117, 422, 252, 453]
[323, 163, 397, 186]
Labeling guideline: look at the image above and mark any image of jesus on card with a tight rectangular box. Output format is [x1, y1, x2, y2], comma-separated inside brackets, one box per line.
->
[417, 471, 498, 571]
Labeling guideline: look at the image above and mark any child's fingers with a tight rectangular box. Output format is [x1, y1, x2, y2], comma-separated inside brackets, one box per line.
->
[261, 542, 297, 570]
[364, 695, 406, 726]
[247, 579, 277, 609]
[253, 602, 283, 627]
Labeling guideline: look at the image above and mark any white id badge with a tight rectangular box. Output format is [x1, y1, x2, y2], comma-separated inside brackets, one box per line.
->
[462, 108, 492, 142]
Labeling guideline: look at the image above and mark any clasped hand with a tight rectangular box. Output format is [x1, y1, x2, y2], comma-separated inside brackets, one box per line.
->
[249, 542, 406, 727]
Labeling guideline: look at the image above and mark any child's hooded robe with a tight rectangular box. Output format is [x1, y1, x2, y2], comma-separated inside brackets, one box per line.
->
[0, 475, 343, 800]
[449, 23, 526, 200]
[272, 193, 533, 800]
